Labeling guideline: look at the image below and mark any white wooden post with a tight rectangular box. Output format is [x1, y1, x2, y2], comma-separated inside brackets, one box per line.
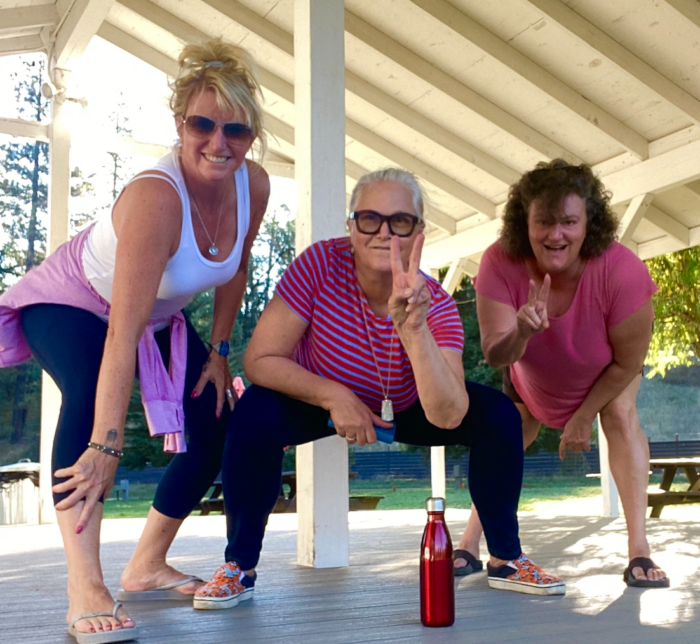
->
[597, 413, 620, 517]
[39, 68, 72, 524]
[430, 261, 468, 497]
[294, 0, 348, 568]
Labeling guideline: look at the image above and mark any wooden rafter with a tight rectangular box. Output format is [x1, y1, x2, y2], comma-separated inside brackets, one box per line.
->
[344, 11, 579, 163]
[0, 5, 59, 36]
[618, 193, 653, 246]
[53, 0, 115, 69]
[645, 205, 690, 246]
[409, 0, 648, 160]
[526, 0, 700, 125]
[194, 0, 520, 186]
[664, 0, 700, 30]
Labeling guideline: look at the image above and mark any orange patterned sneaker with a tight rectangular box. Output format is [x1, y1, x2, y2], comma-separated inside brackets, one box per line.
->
[487, 553, 565, 596]
[193, 562, 256, 610]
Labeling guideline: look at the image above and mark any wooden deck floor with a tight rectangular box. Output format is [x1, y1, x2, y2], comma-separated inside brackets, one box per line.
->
[1, 509, 699, 644]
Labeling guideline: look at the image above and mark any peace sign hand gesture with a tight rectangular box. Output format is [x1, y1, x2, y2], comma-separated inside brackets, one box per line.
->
[517, 274, 551, 340]
[388, 233, 430, 332]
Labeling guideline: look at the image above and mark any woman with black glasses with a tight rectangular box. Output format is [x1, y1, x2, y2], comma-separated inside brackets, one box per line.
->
[0, 39, 269, 642]
[192, 168, 564, 609]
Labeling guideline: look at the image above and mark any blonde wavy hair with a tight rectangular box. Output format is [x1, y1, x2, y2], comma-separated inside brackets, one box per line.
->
[170, 39, 266, 159]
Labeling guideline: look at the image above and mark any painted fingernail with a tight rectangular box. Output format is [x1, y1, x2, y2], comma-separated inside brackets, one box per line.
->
[76, 525, 83, 535]
[191, 391, 199, 399]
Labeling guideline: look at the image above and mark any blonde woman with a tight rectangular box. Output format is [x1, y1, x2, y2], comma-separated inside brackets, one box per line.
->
[0, 39, 269, 642]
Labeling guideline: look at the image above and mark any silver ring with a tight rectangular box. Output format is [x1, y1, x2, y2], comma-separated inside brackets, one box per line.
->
[226, 389, 234, 398]
[346, 436, 357, 443]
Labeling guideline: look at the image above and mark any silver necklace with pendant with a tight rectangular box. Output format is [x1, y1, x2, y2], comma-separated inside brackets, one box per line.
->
[358, 285, 396, 422]
[189, 189, 226, 257]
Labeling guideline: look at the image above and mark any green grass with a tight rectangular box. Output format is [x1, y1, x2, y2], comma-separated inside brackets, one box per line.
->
[102, 476, 608, 518]
[349, 476, 602, 511]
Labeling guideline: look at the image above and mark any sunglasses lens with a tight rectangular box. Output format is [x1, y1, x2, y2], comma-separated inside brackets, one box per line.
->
[390, 214, 416, 236]
[355, 211, 382, 233]
[222, 122, 253, 142]
[186, 116, 216, 137]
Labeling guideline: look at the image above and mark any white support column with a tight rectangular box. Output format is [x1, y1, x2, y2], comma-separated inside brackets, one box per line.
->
[294, 0, 348, 568]
[39, 69, 72, 524]
[597, 414, 619, 518]
[430, 262, 468, 498]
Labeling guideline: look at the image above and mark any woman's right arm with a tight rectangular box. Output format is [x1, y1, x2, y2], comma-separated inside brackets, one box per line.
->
[244, 295, 391, 445]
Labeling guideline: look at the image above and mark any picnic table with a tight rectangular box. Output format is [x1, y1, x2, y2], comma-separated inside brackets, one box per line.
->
[647, 457, 700, 518]
[194, 471, 383, 515]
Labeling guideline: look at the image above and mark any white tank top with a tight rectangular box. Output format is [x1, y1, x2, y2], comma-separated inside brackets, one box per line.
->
[82, 152, 251, 319]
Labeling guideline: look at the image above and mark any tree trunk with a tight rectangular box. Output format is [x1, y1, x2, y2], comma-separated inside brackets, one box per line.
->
[10, 364, 28, 444]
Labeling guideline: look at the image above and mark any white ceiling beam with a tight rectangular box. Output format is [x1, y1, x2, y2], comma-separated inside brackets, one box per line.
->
[664, 0, 700, 30]
[684, 180, 700, 199]
[442, 258, 469, 295]
[637, 236, 686, 260]
[265, 113, 457, 235]
[0, 34, 44, 56]
[54, 0, 115, 69]
[618, 193, 653, 246]
[424, 139, 700, 267]
[97, 22, 178, 76]
[0, 117, 49, 142]
[0, 5, 59, 35]
[119, 2, 484, 225]
[195, 0, 517, 185]
[410, 0, 648, 160]
[604, 138, 700, 204]
[344, 122, 492, 222]
[526, 0, 700, 125]
[423, 219, 502, 268]
[345, 11, 579, 163]
[118, 0, 203, 43]
[645, 205, 690, 246]
[343, 73, 519, 186]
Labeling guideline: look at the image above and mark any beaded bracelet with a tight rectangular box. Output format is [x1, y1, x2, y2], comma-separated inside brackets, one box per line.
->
[88, 441, 123, 459]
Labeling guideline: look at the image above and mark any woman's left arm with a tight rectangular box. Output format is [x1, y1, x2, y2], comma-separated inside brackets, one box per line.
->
[191, 163, 270, 417]
[389, 235, 468, 429]
[558, 299, 653, 458]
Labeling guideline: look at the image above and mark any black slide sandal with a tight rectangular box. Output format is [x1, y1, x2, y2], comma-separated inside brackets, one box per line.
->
[453, 549, 484, 577]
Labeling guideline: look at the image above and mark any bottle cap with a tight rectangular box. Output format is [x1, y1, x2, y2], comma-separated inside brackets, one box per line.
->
[426, 497, 445, 512]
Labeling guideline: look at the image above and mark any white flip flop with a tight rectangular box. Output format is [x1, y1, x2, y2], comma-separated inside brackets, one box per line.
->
[116, 575, 204, 601]
[68, 601, 139, 644]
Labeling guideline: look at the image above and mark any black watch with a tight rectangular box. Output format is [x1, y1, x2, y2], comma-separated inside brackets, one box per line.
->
[210, 341, 230, 357]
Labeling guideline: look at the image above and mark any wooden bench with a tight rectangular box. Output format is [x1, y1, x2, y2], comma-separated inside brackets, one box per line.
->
[195, 471, 384, 515]
[648, 457, 700, 518]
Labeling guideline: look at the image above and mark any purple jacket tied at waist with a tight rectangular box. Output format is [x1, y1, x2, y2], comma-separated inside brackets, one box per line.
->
[0, 226, 188, 453]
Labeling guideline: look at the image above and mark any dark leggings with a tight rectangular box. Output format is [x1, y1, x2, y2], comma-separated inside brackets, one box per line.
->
[223, 382, 524, 569]
[20, 303, 228, 517]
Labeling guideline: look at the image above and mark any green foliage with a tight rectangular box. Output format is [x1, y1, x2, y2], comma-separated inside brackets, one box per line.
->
[645, 247, 700, 377]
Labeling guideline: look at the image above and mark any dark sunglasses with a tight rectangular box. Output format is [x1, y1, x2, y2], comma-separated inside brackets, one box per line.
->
[183, 115, 254, 144]
[350, 210, 421, 237]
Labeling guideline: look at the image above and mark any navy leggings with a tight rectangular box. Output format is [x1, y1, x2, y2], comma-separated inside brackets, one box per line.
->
[20, 303, 228, 516]
[223, 382, 524, 569]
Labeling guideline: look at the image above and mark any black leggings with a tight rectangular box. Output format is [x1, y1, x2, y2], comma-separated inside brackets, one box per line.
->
[20, 304, 228, 517]
[223, 382, 524, 569]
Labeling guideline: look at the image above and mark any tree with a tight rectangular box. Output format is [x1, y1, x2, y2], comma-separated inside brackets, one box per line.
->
[644, 247, 700, 377]
[0, 58, 50, 446]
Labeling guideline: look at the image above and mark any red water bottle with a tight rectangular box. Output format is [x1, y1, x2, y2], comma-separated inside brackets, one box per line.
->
[420, 497, 455, 627]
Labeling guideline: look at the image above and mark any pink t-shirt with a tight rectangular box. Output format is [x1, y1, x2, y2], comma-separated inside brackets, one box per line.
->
[474, 240, 657, 428]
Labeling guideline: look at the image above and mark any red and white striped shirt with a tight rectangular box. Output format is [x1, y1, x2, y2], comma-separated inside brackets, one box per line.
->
[275, 237, 464, 413]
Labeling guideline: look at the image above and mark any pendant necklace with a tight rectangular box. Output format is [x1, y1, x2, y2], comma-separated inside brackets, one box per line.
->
[189, 189, 227, 257]
[357, 286, 396, 422]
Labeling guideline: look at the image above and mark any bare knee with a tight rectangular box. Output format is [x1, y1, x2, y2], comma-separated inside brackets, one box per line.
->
[517, 404, 541, 449]
[600, 401, 642, 443]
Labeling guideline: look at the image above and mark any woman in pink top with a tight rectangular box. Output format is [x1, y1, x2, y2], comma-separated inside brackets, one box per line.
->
[453, 159, 668, 588]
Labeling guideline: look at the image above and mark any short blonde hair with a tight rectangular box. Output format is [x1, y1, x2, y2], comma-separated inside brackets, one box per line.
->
[349, 168, 425, 219]
[170, 39, 266, 158]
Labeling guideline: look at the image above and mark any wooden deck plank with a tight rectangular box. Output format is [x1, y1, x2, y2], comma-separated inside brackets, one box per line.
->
[1, 511, 698, 643]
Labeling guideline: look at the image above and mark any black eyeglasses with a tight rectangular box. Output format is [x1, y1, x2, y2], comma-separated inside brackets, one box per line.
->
[350, 210, 421, 237]
[183, 115, 254, 144]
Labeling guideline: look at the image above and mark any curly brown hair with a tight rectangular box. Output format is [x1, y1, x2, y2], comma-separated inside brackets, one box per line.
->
[500, 159, 618, 258]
